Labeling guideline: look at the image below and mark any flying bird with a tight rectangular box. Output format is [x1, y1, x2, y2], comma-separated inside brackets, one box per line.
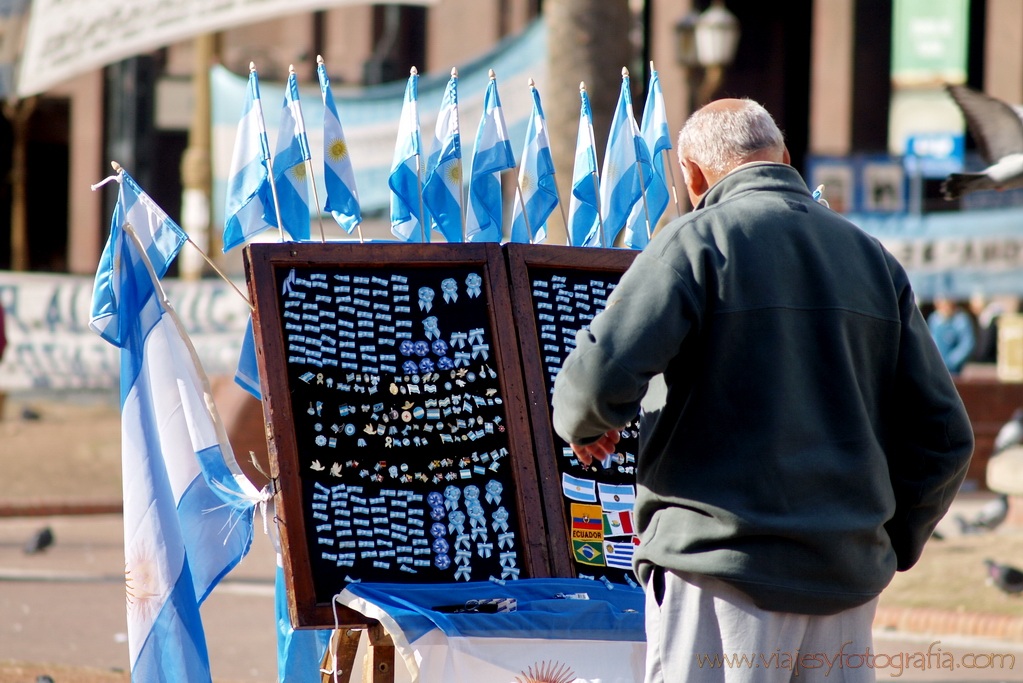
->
[941, 84, 1023, 199]
[984, 558, 1023, 595]
[23, 526, 54, 554]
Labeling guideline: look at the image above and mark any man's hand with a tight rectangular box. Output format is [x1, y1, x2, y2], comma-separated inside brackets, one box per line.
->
[570, 429, 621, 466]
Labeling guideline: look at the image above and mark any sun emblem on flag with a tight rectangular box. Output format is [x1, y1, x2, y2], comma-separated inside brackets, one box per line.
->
[446, 160, 462, 185]
[327, 137, 349, 162]
[519, 171, 536, 194]
[125, 541, 165, 622]
[290, 163, 307, 181]
[515, 660, 575, 683]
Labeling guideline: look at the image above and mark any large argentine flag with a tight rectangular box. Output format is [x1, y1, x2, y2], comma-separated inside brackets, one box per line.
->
[339, 579, 645, 683]
[91, 171, 261, 681]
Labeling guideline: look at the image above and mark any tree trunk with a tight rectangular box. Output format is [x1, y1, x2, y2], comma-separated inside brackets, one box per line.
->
[544, 0, 633, 245]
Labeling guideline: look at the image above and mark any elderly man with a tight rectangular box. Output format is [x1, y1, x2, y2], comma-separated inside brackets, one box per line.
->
[552, 98, 973, 682]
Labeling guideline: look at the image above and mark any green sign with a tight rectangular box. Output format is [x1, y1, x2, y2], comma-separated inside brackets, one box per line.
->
[891, 0, 968, 86]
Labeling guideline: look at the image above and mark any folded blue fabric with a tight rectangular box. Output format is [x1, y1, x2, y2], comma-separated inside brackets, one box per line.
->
[344, 578, 645, 644]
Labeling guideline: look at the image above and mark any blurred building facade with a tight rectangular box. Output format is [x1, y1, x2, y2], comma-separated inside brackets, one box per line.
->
[0, 0, 1017, 285]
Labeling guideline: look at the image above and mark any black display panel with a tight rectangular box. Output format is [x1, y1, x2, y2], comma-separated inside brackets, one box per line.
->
[246, 243, 548, 628]
[505, 244, 641, 586]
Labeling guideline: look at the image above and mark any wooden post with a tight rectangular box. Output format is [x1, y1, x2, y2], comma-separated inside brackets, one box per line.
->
[366, 624, 396, 683]
[320, 627, 362, 683]
[4, 97, 37, 271]
[179, 33, 216, 280]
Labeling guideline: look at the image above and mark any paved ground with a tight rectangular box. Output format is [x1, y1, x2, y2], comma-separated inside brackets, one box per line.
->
[3, 389, 1023, 681]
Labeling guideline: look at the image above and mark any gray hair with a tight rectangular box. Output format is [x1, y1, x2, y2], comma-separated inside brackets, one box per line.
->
[677, 99, 785, 177]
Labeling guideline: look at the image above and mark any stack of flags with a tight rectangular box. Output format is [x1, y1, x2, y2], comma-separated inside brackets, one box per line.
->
[222, 60, 679, 255]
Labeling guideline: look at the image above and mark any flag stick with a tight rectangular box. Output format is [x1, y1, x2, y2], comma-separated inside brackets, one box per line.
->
[286, 65, 321, 242]
[102, 162, 252, 309]
[554, 182, 571, 247]
[251, 64, 286, 242]
[635, 155, 653, 240]
[452, 68, 466, 244]
[264, 158, 285, 243]
[581, 82, 604, 248]
[415, 152, 427, 243]
[513, 176, 534, 244]
[553, 83, 575, 246]
[458, 158, 466, 244]
[664, 149, 683, 218]
[547, 80, 570, 247]
[123, 222, 174, 309]
[648, 60, 683, 218]
[185, 238, 253, 310]
[305, 159, 327, 243]
[355, 222, 365, 244]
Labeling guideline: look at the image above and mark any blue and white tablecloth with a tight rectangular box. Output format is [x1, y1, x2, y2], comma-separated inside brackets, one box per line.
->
[338, 578, 646, 682]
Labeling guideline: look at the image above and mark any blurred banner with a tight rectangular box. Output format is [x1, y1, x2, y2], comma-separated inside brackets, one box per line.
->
[852, 207, 1023, 301]
[0, 272, 249, 390]
[15, 0, 436, 98]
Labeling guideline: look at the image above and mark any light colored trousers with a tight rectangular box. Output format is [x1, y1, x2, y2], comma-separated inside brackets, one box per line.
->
[644, 568, 878, 682]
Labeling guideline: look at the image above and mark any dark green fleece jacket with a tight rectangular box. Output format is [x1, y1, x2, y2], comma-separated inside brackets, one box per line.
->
[551, 162, 973, 615]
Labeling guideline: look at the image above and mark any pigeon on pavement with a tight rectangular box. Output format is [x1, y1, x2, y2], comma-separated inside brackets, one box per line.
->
[955, 494, 1010, 534]
[975, 493, 1010, 530]
[23, 526, 54, 554]
[984, 558, 1023, 595]
[941, 84, 1023, 199]
[993, 407, 1023, 455]
[955, 513, 981, 535]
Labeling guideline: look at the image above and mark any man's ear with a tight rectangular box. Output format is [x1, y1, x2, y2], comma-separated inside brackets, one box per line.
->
[782, 146, 791, 165]
[682, 158, 709, 204]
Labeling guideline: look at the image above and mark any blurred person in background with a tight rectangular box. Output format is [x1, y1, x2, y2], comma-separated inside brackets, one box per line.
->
[928, 296, 975, 375]
[968, 293, 1002, 365]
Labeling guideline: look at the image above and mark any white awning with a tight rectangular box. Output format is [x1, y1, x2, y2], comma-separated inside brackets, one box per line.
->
[15, 0, 436, 98]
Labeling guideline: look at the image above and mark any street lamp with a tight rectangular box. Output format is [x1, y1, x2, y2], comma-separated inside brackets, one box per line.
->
[675, 0, 741, 113]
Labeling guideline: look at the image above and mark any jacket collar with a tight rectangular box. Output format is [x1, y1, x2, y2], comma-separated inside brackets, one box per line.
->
[697, 162, 810, 210]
